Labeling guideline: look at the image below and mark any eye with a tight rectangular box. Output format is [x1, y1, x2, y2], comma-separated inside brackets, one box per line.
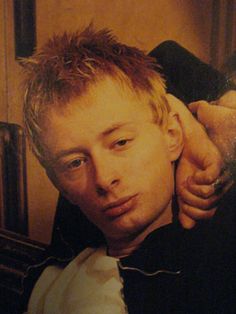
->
[115, 139, 129, 147]
[113, 138, 133, 150]
[67, 158, 85, 170]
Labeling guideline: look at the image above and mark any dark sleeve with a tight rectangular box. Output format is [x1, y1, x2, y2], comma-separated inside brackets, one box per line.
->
[149, 40, 234, 103]
[49, 195, 106, 258]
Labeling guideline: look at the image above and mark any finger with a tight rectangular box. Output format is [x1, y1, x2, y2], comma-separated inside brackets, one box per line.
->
[188, 100, 209, 113]
[177, 188, 219, 210]
[187, 169, 233, 198]
[192, 150, 224, 185]
[189, 101, 233, 130]
[177, 180, 232, 210]
[179, 201, 217, 221]
[178, 211, 196, 229]
[193, 161, 222, 185]
[188, 101, 213, 126]
[186, 178, 215, 198]
[213, 91, 236, 109]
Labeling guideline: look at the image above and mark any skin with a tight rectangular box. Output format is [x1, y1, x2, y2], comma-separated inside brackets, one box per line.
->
[175, 92, 236, 226]
[189, 91, 236, 161]
[40, 76, 183, 257]
[167, 94, 226, 228]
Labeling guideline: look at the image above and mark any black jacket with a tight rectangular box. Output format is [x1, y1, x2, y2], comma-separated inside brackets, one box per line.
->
[25, 41, 236, 313]
[120, 217, 236, 314]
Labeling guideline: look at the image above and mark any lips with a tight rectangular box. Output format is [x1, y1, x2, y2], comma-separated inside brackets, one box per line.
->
[102, 194, 138, 219]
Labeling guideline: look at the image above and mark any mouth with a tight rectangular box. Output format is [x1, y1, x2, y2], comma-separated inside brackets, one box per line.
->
[102, 194, 138, 219]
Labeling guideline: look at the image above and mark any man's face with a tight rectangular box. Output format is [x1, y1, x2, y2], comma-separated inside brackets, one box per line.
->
[41, 76, 182, 242]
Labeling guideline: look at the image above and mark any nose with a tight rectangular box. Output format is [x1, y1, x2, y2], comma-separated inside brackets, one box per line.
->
[92, 153, 120, 196]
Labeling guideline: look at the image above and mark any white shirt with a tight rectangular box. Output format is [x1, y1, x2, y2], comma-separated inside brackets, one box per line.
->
[27, 247, 127, 314]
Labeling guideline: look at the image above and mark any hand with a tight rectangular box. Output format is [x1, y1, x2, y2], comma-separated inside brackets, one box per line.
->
[167, 94, 232, 229]
[212, 90, 236, 109]
[176, 132, 232, 229]
[189, 96, 236, 162]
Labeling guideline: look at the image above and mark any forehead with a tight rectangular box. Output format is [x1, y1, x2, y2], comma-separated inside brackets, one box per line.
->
[67, 75, 148, 112]
[40, 76, 154, 155]
[46, 76, 152, 130]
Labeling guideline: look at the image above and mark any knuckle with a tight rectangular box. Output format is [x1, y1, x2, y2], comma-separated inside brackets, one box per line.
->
[199, 199, 214, 210]
[200, 203, 209, 210]
[180, 202, 191, 214]
[207, 174, 215, 183]
[176, 187, 187, 199]
[200, 186, 212, 198]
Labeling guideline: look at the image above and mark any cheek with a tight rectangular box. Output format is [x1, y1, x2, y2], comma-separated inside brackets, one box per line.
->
[49, 171, 90, 206]
[131, 143, 174, 194]
[130, 140, 171, 177]
[63, 185, 92, 206]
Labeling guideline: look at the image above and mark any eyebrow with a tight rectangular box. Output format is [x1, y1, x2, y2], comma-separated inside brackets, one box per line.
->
[50, 147, 85, 164]
[50, 122, 132, 163]
[100, 122, 131, 138]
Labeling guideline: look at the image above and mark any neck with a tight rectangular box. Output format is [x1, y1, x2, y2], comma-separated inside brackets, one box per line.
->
[107, 203, 173, 258]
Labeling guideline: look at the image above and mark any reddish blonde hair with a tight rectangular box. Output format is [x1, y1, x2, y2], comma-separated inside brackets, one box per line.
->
[23, 26, 169, 161]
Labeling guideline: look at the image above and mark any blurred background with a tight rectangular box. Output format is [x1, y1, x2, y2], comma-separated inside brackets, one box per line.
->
[0, 0, 235, 243]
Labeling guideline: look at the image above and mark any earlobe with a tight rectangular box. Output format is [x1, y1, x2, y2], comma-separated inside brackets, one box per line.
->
[165, 112, 184, 162]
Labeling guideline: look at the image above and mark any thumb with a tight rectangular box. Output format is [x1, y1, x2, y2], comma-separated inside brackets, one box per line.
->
[189, 101, 216, 128]
[193, 155, 222, 185]
[189, 101, 231, 131]
[178, 211, 196, 229]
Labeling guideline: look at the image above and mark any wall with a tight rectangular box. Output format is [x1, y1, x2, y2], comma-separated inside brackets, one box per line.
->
[1, 0, 214, 243]
[0, 1, 9, 122]
[37, 0, 212, 62]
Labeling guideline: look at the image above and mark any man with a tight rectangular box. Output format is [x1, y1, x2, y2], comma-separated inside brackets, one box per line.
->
[23, 27, 235, 313]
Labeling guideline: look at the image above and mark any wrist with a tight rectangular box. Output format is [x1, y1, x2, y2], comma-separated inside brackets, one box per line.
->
[166, 93, 206, 140]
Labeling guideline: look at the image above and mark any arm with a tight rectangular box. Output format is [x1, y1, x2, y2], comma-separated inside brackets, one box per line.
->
[150, 41, 235, 228]
[167, 94, 231, 228]
[190, 91, 236, 162]
[149, 40, 235, 103]
[187, 91, 236, 204]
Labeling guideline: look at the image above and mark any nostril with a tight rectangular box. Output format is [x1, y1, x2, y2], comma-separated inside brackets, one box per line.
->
[96, 179, 119, 196]
[111, 179, 119, 185]
[96, 186, 108, 196]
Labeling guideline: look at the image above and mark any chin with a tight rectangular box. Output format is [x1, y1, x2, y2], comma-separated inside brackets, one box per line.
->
[104, 212, 157, 240]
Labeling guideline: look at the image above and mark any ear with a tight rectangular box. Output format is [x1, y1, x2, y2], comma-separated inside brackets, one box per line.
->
[164, 112, 183, 162]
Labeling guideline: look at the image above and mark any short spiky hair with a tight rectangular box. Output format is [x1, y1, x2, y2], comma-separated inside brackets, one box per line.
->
[23, 26, 169, 162]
